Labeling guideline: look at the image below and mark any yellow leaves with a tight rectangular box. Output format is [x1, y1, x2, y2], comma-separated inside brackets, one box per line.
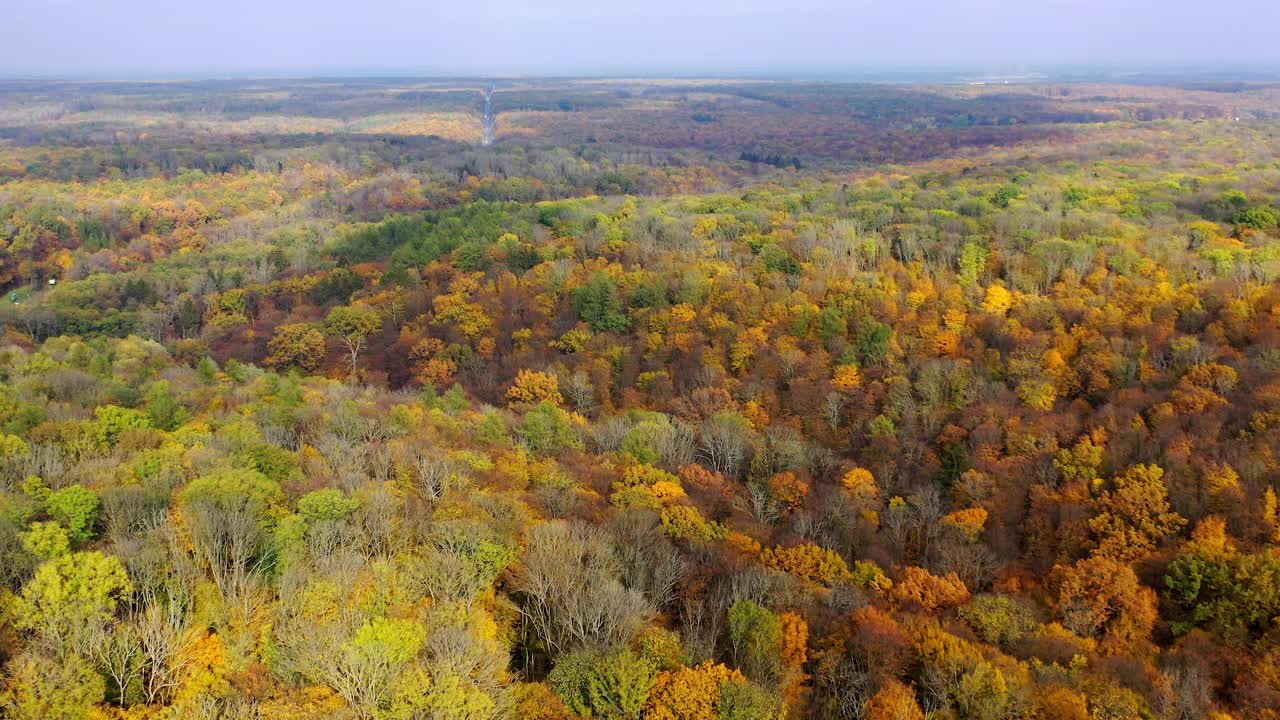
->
[832, 364, 863, 392]
[171, 631, 230, 707]
[726, 531, 762, 557]
[1186, 516, 1236, 559]
[1017, 379, 1057, 411]
[942, 307, 967, 331]
[982, 284, 1013, 316]
[840, 467, 879, 505]
[660, 504, 728, 542]
[258, 686, 348, 720]
[943, 507, 988, 540]
[1203, 463, 1243, 507]
[670, 304, 697, 324]
[506, 369, 563, 406]
[742, 400, 769, 429]
[650, 481, 687, 503]
[432, 292, 491, 338]
[613, 465, 690, 508]
[1088, 464, 1186, 563]
[692, 216, 719, 239]
[620, 465, 680, 488]
[1265, 487, 1280, 544]
[760, 543, 852, 587]
[729, 326, 769, 374]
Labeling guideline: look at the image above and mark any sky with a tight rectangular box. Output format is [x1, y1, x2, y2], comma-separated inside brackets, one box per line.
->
[2, 0, 1278, 78]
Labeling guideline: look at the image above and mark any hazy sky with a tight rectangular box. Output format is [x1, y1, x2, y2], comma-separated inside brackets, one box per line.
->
[3, 0, 1278, 77]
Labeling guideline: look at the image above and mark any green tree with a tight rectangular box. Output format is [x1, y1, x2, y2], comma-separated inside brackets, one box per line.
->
[726, 600, 782, 685]
[14, 551, 131, 653]
[572, 272, 630, 333]
[718, 680, 781, 720]
[323, 303, 382, 377]
[550, 648, 657, 719]
[19, 521, 70, 560]
[143, 381, 187, 431]
[517, 401, 583, 455]
[91, 405, 152, 447]
[45, 484, 99, 542]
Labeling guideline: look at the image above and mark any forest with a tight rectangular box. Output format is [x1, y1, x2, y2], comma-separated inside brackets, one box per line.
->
[1, 76, 1279, 719]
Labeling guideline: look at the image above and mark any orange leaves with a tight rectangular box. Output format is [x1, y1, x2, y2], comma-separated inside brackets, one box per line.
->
[1172, 362, 1239, 414]
[866, 680, 925, 720]
[1050, 556, 1158, 651]
[889, 566, 971, 612]
[645, 662, 743, 720]
[932, 329, 962, 357]
[779, 612, 808, 667]
[506, 369, 563, 406]
[766, 471, 810, 512]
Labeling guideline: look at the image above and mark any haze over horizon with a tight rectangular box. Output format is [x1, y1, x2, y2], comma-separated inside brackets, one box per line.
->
[3, 0, 1279, 79]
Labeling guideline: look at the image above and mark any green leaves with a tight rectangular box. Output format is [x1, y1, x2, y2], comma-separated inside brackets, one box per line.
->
[14, 551, 131, 652]
[572, 272, 631, 333]
[550, 647, 657, 720]
[45, 485, 99, 542]
[297, 488, 361, 523]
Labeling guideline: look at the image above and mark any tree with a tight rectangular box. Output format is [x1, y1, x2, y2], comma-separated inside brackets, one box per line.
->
[645, 662, 743, 720]
[514, 520, 653, 657]
[572, 271, 630, 332]
[699, 412, 752, 477]
[323, 303, 381, 377]
[550, 647, 656, 720]
[759, 543, 853, 587]
[45, 484, 99, 542]
[266, 322, 327, 372]
[890, 567, 971, 613]
[178, 468, 282, 603]
[19, 521, 70, 560]
[0, 652, 105, 720]
[1050, 556, 1157, 650]
[13, 551, 132, 655]
[331, 617, 426, 718]
[517, 401, 583, 455]
[727, 600, 782, 685]
[507, 369, 564, 406]
[1088, 464, 1186, 562]
[866, 679, 924, 720]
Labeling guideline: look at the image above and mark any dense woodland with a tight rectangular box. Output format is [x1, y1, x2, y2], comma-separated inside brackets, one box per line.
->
[1, 77, 1280, 719]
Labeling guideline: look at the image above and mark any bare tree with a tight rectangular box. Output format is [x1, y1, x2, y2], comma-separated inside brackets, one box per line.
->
[91, 621, 145, 707]
[138, 602, 199, 706]
[698, 413, 752, 477]
[513, 520, 654, 657]
[608, 510, 686, 610]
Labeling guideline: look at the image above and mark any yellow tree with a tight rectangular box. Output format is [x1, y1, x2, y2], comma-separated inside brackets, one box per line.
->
[1088, 464, 1186, 562]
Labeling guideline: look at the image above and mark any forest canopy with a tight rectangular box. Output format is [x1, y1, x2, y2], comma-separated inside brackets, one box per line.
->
[1, 76, 1280, 720]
